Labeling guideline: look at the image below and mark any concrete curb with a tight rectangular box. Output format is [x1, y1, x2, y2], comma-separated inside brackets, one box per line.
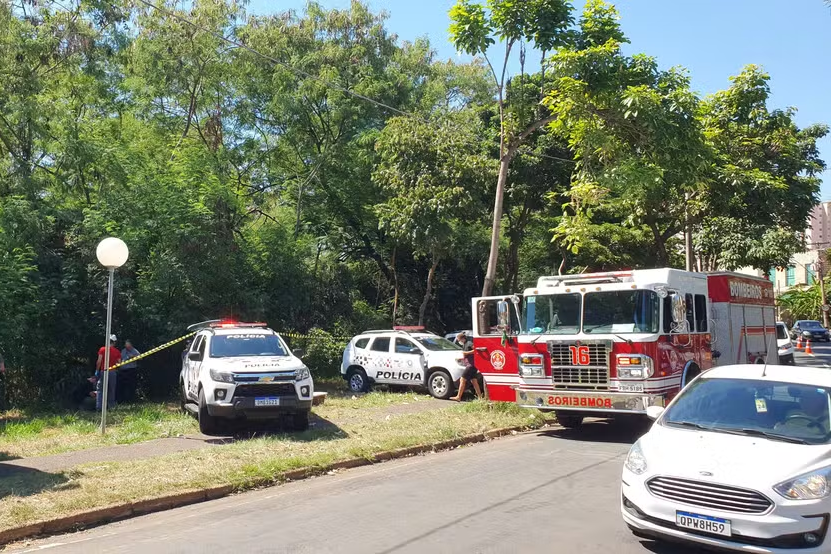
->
[0, 423, 544, 546]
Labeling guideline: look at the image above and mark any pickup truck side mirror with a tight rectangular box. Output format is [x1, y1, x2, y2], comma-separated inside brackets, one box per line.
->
[187, 351, 202, 361]
[292, 348, 305, 358]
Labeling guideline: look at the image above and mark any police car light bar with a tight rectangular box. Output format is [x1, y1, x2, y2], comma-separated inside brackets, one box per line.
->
[187, 320, 268, 331]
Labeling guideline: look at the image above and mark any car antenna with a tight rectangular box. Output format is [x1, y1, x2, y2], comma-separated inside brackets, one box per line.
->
[762, 324, 776, 378]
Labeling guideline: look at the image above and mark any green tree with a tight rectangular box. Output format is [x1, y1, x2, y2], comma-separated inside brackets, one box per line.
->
[695, 66, 828, 272]
[448, 0, 575, 295]
[374, 114, 493, 325]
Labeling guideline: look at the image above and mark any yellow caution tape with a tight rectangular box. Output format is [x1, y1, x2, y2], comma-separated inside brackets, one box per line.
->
[105, 329, 351, 371]
[105, 331, 197, 371]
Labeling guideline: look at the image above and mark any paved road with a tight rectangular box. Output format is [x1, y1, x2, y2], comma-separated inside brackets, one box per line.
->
[10, 422, 701, 554]
[794, 340, 831, 368]
[9, 350, 831, 554]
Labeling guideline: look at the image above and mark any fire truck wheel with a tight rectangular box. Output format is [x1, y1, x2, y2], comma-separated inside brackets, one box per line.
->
[346, 367, 370, 393]
[555, 412, 584, 429]
[427, 370, 454, 399]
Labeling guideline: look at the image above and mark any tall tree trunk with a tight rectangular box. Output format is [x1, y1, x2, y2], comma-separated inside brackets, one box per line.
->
[418, 250, 440, 327]
[391, 247, 399, 326]
[506, 226, 521, 293]
[482, 156, 511, 296]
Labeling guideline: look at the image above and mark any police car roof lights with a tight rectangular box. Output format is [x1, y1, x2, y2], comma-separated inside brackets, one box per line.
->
[187, 319, 268, 331]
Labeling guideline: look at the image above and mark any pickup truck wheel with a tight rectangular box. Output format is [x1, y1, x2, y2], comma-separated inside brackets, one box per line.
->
[427, 370, 453, 400]
[198, 389, 218, 435]
[290, 411, 310, 432]
[179, 380, 189, 413]
[346, 367, 369, 393]
[555, 412, 584, 429]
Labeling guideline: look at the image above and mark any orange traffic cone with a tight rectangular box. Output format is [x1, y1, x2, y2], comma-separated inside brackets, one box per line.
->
[805, 339, 814, 355]
[796, 336, 804, 350]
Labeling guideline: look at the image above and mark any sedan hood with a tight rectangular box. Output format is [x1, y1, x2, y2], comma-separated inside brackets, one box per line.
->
[209, 356, 304, 373]
[641, 424, 831, 488]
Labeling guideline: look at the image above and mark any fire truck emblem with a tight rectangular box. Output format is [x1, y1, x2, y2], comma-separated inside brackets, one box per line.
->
[490, 350, 506, 370]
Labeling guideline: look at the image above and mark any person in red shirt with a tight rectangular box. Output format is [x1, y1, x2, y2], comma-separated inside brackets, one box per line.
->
[94, 335, 121, 410]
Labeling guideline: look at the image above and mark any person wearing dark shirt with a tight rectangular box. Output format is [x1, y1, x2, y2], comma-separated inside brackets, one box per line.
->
[119, 340, 141, 403]
[451, 332, 483, 401]
[94, 335, 121, 410]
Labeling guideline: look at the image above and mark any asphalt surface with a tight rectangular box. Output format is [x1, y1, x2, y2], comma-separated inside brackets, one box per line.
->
[9, 422, 699, 554]
[794, 339, 831, 368]
[8, 350, 831, 554]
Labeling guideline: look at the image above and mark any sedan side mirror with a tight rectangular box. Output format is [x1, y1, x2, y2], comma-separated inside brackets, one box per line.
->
[646, 406, 665, 421]
[187, 351, 202, 361]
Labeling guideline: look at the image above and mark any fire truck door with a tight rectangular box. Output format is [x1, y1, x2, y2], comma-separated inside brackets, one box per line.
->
[473, 297, 522, 401]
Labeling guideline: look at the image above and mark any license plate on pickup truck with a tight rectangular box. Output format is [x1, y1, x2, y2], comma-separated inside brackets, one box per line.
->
[254, 397, 280, 407]
[676, 511, 731, 537]
[618, 383, 644, 393]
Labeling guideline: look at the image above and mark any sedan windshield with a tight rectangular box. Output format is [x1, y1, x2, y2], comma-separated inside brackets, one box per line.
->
[521, 293, 581, 335]
[416, 336, 461, 351]
[663, 378, 831, 445]
[802, 321, 824, 329]
[210, 334, 288, 358]
[583, 290, 659, 334]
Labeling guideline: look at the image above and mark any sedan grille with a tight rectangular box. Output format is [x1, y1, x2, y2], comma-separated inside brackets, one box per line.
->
[647, 476, 772, 514]
[548, 341, 611, 390]
[233, 383, 296, 398]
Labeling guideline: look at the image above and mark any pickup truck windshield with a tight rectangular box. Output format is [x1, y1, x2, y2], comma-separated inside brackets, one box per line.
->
[210, 334, 288, 358]
[522, 293, 581, 335]
[583, 290, 660, 334]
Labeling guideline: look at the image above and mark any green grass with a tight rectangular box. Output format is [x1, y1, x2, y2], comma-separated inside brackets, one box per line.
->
[0, 391, 436, 459]
[0, 400, 547, 530]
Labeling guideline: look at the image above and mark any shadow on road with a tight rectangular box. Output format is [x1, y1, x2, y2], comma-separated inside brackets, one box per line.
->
[638, 538, 712, 553]
[540, 418, 651, 445]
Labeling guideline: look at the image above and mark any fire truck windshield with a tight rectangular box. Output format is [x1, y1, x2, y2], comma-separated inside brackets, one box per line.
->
[521, 293, 581, 334]
[583, 290, 660, 334]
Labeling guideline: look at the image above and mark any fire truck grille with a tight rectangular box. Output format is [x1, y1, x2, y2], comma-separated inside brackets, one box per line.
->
[548, 341, 610, 390]
[647, 476, 772, 514]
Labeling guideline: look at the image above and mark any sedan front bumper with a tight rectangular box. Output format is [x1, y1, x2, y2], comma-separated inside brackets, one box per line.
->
[622, 474, 830, 552]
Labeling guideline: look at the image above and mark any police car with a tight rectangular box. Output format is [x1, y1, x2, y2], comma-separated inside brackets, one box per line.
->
[180, 320, 314, 434]
[341, 328, 467, 399]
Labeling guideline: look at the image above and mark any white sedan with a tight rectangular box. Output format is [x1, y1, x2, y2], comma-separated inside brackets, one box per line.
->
[622, 364, 831, 552]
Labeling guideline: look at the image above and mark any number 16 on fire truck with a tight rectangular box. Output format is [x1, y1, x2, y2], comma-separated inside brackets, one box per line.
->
[471, 269, 777, 429]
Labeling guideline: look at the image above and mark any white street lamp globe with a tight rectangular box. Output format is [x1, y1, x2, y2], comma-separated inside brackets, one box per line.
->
[96, 237, 129, 269]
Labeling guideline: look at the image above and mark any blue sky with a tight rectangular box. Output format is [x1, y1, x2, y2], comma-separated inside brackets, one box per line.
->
[247, 0, 831, 199]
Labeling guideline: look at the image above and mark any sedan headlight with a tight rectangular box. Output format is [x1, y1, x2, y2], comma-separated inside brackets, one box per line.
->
[774, 466, 831, 500]
[295, 366, 311, 381]
[624, 440, 648, 475]
[209, 369, 234, 383]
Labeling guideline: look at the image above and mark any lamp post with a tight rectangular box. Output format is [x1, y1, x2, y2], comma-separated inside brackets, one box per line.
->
[96, 237, 129, 434]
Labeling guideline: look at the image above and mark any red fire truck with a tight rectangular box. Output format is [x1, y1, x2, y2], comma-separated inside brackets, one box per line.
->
[471, 269, 777, 428]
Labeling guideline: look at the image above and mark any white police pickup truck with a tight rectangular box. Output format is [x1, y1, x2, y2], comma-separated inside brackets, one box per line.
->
[341, 329, 467, 399]
[180, 320, 314, 434]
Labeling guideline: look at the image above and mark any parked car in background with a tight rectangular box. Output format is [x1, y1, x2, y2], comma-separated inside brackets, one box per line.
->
[623, 364, 831, 552]
[341, 329, 466, 399]
[791, 320, 830, 343]
[777, 321, 795, 365]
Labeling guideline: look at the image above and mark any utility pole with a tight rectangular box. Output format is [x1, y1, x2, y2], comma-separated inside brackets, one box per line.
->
[818, 255, 829, 328]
